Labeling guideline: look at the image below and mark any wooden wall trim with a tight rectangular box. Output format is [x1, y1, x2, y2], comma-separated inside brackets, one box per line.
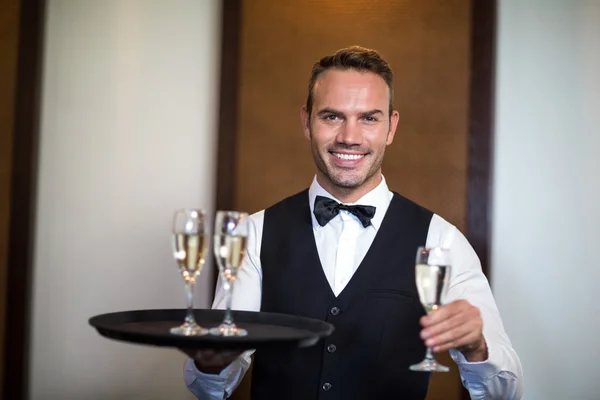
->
[464, 0, 497, 397]
[0, 0, 20, 393]
[212, 0, 242, 293]
[215, 0, 242, 213]
[2, 0, 46, 398]
[467, 0, 497, 280]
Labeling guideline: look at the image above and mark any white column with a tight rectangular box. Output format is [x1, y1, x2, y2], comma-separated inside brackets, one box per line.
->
[30, 1, 222, 398]
[492, 1, 600, 398]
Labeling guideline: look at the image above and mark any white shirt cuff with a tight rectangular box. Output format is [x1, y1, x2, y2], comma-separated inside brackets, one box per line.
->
[450, 340, 519, 399]
[183, 351, 254, 399]
[450, 342, 499, 381]
[184, 357, 228, 399]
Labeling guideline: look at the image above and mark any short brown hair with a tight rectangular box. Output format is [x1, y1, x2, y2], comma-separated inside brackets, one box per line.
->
[306, 46, 394, 118]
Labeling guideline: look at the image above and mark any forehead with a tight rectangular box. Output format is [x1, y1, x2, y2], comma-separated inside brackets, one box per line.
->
[312, 69, 390, 110]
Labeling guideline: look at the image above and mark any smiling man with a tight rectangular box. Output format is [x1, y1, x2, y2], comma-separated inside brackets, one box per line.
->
[183, 46, 523, 400]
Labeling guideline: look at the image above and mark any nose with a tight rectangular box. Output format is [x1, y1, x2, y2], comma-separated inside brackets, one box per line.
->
[336, 119, 363, 146]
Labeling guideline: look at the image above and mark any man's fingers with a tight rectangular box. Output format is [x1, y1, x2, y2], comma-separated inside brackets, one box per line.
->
[420, 299, 470, 326]
[418, 300, 484, 354]
[425, 322, 473, 349]
[178, 349, 242, 367]
[431, 330, 482, 353]
[420, 307, 474, 339]
[179, 348, 200, 359]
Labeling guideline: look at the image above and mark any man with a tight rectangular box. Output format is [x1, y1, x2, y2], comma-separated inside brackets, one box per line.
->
[183, 46, 523, 399]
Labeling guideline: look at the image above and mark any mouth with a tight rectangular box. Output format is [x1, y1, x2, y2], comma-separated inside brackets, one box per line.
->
[328, 151, 367, 166]
[331, 152, 366, 161]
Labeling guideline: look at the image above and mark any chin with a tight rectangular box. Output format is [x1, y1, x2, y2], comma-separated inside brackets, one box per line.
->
[330, 175, 365, 189]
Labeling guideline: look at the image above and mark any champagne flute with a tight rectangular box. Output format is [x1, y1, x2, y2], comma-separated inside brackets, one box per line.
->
[409, 246, 451, 372]
[170, 209, 209, 336]
[210, 210, 249, 336]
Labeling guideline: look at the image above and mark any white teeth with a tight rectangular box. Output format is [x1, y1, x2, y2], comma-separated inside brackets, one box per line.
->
[333, 153, 364, 160]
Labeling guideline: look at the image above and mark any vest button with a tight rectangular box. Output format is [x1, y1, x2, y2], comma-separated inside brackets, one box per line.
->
[322, 382, 332, 391]
[327, 344, 337, 353]
[330, 307, 340, 316]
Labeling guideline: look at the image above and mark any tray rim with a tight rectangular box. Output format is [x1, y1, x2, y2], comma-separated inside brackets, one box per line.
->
[88, 308, 335, 350]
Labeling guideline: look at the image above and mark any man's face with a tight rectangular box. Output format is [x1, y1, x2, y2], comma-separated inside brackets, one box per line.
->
[302, 69, 399, 192]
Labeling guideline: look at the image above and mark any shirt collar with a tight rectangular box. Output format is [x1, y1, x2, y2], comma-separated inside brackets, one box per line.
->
[308, 175, 393, 231]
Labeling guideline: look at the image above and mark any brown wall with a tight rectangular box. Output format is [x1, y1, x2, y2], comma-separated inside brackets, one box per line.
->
[0, 0, 21, 392]
[228, 1, 472, 399]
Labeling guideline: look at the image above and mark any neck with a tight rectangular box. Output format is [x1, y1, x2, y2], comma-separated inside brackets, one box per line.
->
[316, 172, 382, 203]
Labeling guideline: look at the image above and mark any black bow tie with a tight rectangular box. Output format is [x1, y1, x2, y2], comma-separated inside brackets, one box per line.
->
[313, 195, 376, 228]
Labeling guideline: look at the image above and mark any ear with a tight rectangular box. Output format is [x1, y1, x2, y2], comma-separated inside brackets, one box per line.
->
[386, 110, 400, 145]
[301, 105, 311, 141]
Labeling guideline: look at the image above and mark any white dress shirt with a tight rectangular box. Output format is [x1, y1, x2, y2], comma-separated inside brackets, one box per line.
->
[184, 176, 523, 400]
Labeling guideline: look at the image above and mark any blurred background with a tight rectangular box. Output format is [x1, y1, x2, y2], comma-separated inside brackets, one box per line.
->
[1, 0, 599, 399]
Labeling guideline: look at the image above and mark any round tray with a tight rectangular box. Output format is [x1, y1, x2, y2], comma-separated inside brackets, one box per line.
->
[89, 309, 334, 350]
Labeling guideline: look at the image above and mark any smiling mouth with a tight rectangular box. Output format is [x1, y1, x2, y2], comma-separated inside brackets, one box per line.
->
[331, 152, 366, 161]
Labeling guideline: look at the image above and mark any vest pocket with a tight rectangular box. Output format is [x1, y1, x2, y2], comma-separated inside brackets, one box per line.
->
[365, 288, 419, 300]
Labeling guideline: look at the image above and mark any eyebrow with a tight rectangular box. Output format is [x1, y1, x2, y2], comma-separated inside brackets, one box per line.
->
[316, 108, 344, 117]
[316, 108, 385, 117]
[359, 109, 384, 118]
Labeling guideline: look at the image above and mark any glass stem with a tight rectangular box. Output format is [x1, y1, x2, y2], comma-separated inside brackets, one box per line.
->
[223, 279, 234, 326]
[184, 277, 196, 325]
[425, 347, 435, 361]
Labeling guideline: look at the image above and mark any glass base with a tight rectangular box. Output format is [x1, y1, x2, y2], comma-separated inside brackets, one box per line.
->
[170, 322, 208, 336]
[209, 323, 248, 337]
[409, 358, 450, 372]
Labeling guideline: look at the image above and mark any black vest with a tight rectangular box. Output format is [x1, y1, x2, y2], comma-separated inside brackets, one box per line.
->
[251, 189, 433, 400]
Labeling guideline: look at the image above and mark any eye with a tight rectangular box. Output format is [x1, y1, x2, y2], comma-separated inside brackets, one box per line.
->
[324, 114, 338, 121]
[364, 116, 378, 122]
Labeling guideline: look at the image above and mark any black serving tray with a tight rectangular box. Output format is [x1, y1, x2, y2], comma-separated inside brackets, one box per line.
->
[89, 309, 334, 350]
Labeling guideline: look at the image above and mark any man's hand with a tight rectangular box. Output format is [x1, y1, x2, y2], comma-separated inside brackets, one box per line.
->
[420, 299, 488, 362]
[179, 349, 243, 375]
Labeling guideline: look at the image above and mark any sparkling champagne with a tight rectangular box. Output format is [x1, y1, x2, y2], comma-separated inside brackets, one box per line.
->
[214, 234, 247, 275]
[415, 264, 450, 313]
[172, 233, 207, 274]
